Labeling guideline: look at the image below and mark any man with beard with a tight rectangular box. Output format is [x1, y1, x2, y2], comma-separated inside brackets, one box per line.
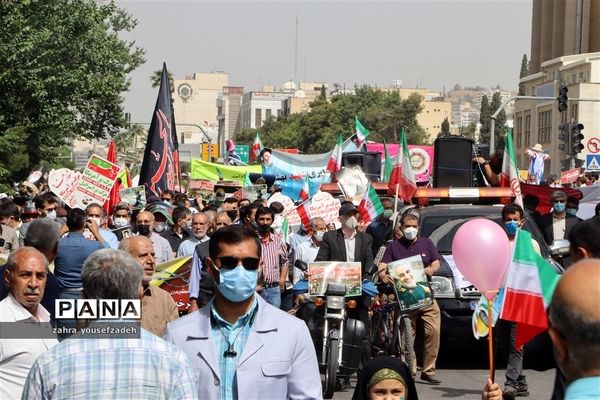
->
[135, 211, 172, 264]
[161, 206, 192, 256]
[177, 213, 210, 257]
[120, 236, 178, 336]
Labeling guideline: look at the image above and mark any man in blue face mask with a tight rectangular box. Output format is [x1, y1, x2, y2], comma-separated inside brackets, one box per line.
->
[165, 224, 321, 400]
[538, 191, 582, 247]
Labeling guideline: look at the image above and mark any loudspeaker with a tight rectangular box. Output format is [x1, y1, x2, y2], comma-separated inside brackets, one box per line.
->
[342, 152, 382, 181]
[433, 136, 474, 187]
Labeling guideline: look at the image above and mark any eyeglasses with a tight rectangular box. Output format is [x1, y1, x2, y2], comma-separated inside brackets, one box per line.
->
[216, 256, 260, 270]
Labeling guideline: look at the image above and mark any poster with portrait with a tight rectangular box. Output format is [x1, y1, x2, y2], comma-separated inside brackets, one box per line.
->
[307, 262, 362, 297]
[388, 255, 433, 312]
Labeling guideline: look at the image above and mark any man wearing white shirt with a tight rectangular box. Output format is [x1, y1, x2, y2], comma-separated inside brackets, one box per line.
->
[177, 213, 210, 257]
[0, 247, 58, 399]
[292, 217, 327, 284]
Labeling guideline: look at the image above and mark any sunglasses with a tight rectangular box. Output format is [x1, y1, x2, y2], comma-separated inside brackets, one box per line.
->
[216, 256, 260, 270]
[553, 200, 566, 204]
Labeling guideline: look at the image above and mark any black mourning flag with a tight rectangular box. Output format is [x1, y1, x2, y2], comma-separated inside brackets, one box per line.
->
[139, 62, 180, 197]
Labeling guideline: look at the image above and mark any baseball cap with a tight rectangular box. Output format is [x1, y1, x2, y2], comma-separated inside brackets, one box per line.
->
[339, 203, 358, 216]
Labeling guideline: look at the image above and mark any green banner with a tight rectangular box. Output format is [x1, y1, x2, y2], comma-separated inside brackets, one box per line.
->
[190, 159, 261, 182]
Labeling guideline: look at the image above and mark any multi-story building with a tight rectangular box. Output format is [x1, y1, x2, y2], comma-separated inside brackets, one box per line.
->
[514, 52, 600, 176]
[216, 86, 244, 154]
[240, 88, 291, 130]
[529, 0, 600, 74]
[172, 71, 229, 144]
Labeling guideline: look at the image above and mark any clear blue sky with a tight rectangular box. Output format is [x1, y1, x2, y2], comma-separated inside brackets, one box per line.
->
[119, 0, 532, 122]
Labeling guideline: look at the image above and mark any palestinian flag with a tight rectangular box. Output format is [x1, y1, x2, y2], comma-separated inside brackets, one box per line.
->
[299, 175, 310, 202]
[499, 129, 523, 207]
[355, 117, 369, 146]
[296, 200, 312, 235]
[250, 132, 262, 161]
[358, 182, 384, 225]
[500, 229, 560, 348]
[388, 128, 417, 202]
[326, 133, 343, 175]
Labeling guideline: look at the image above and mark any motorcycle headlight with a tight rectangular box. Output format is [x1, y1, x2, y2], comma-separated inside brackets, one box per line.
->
[326, 296, 345, 309]
[431, 276, 454, 298]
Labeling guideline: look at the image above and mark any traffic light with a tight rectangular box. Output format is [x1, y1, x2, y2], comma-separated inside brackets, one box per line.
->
[557, 85, 568, 112]
[571, 123, 584, 155]
[558, 123, 569, 152]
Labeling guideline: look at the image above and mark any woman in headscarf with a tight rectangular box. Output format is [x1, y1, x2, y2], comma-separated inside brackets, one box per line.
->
[352, 356, 418, 400]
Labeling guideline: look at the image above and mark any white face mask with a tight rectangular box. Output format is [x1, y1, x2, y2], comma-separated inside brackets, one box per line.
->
[343, 216, 358, 230]
[314, 231, 325, 241]
[113, 217, 129, 228]
[89, 217, 102, 227]
[403, 227, 419, 241]
[46, 210, 57, 219]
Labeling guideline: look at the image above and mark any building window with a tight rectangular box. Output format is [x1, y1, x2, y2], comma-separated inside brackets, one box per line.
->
[537, 110, 551, 144]
[255, 108, 262, 127]
[524, 114, 531, 148]
[516, 116, 523, 149]
[266, 109, 272, 119]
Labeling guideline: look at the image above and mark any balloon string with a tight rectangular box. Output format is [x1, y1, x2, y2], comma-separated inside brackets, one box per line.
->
[487, 298, 495, 383]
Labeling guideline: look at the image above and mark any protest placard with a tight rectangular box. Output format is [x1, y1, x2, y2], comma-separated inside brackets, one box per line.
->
[308, 191, 341, 225]
[308, 262, 362, 297]
[119, 186, 146, 210]
[560, 168, 581, 184]
[242, 184, 267, 202]
[48, 168, 82, 208]
[73, 155, 121, 207]
[267, 192, 300, 225]
[388, 255, 433, 312]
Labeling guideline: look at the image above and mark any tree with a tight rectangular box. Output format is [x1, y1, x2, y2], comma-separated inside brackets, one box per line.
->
[0, 0, 145, 188]
[150, 69, 175, 93]
[490, 91, 507, 147]
[440, 118, 450, 135]
[461, 123, 477, 140]
[479, 95, 491, 143]
[518, 54, 529, 95]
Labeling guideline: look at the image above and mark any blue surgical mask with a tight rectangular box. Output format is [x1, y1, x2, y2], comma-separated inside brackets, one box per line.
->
[566, 208, 578, 216]
[218, 266, 258, 303]
[382, 209, 393, 219]
[504, 220, 519, 236]
[553, 202, 566, 213]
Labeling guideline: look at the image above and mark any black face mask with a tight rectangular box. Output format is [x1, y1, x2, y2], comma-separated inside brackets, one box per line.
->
[226, 210, 238, 221]
[257, 224, 271, 233]
[137, 224, 151, 236]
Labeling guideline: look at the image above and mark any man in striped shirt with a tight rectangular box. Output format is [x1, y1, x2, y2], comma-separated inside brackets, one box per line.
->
[255, 206, 288, 308]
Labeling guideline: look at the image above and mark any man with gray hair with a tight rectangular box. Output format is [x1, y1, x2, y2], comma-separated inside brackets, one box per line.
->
[22, 249, 198, 399]
[538, 190, 581, 246]
[292, 217, 327, 284]
[0, 247, 57, 399]
[548, 258, 600, 399]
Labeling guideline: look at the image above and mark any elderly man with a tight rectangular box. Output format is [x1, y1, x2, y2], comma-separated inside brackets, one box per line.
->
[548, 259, 600, 400]
[135, 210, 173, 264]
[0, 247, 58, 399]
[166, 225, 321, 399]
[177, 212, 209, 257]
[120, 236, 178, 336]
[293, 217, 327, 284]
[22, 249, 197, 399]
[538, 190, 581, 246]
[85, 203, 119, 248]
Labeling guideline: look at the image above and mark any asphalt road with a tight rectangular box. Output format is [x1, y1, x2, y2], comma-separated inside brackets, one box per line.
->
[332, 368, 555, 399]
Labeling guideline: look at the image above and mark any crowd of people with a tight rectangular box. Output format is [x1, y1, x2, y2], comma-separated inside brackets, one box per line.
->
[0, 176, 599, 400]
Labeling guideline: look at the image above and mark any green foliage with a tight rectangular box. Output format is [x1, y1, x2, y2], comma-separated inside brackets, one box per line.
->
[441, 117, 450, 135]
[236, 86, 428, 154]
[490, 92, 507, 146]
[479, 95, 491, 144]
[519, 54, 529, 95]
[479, 92, 506, 145]
[0, 0, 145, 187]
[150, 68, 175, 92]
[461, 123, 477, 141]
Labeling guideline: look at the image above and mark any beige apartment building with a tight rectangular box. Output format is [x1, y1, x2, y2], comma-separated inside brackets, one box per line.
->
[530, 0, 600, 74]
[216, 86, 244, 155]
[514, 52, 600, 175]
[172, 72, 229, 144]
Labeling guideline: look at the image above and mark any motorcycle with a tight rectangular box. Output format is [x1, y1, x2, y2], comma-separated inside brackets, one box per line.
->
[293, 260, 378, 399]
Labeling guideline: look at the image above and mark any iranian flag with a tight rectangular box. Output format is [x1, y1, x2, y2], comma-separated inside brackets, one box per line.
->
[299, 175, 310, 202]
[250, 132, 262, 161]
[355, 117, 369, 146]
[358, 182, 384, 225]
[499, 129, 523, 207]
[243, 171, 252, 186]
[383, 139, 392, 182]
[296, 200, 312, 234]
[326, 133, 343, 175]
[388, 128, 417, 202]
[500, 229, 560, 348]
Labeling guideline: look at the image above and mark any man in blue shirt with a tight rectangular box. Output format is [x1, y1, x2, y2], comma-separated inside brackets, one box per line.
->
[54, 208, 107, 338]
[548, 258, 600, 400]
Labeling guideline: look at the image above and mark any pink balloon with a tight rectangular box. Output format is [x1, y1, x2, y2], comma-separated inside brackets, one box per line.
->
[451, 218, 511, 300]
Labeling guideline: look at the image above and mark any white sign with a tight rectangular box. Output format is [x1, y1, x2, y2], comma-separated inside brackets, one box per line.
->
[48, 168, 82, 208]
[308, 191, 341, 225]
[268, 192, 300, 225]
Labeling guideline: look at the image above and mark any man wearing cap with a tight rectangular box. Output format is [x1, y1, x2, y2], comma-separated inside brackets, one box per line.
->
[539, 190, 581, 247]
[525, 144, 551, 185]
